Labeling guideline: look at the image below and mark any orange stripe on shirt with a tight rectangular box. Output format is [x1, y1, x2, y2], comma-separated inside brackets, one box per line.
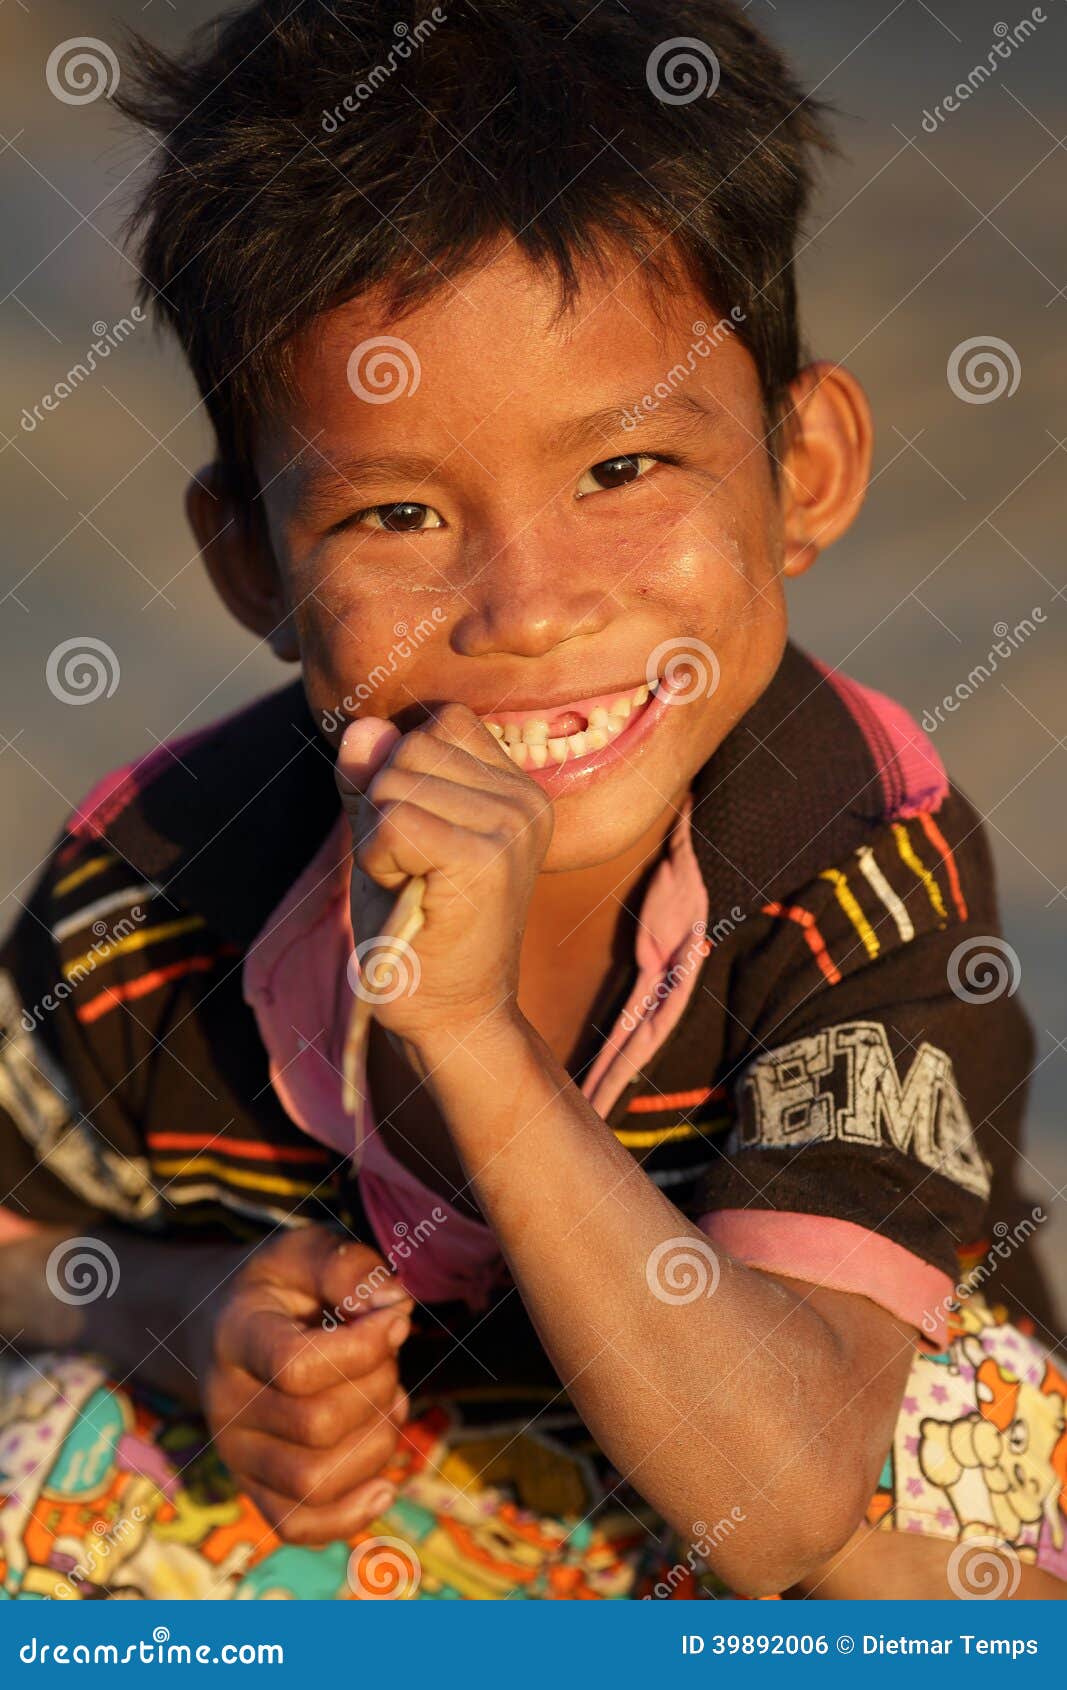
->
[762, 900, 841, 985]
[75, 956, 218, 1024]
[146, 1132, 331, 1165]
[626, 1086, 723, 1114]
[917, 811, 968, 921]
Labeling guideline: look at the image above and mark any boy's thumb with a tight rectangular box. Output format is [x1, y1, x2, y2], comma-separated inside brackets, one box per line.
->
[336, 717, 401, 798]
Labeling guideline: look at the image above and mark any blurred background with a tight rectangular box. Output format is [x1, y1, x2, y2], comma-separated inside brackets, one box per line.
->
[1, 1, 1064, 1324]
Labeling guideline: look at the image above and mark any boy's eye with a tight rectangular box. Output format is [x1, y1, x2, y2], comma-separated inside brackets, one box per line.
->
[576, 454, 658, 496]
[353, 502, 444, 533]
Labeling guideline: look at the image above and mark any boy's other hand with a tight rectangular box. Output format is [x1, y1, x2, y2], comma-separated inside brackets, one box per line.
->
[336, 705, 553, 1053]
[191, 1226, 412, 1545]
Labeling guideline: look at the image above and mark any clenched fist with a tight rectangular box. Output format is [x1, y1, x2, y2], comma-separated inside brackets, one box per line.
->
[337, 703, 553, 1052]
[190, 1226, 412, 1545]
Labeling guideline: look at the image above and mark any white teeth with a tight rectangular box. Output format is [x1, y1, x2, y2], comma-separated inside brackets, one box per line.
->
[528, 743, 548, 768]
[503, 722, 523, 745]
[611, 696, 632, 721]
[566, 731, 588, 758]
[632, 684, 648, 707]
[587, 706, 611, 731]
[510, 740, 529, 767]
[483, 684, 652, 759]
[486, 721, 504, 739]
[605, 713, 626, 737]
[547, 737, 569, 763]
[585, 726, 608, 751]
[524, 719, 549, 745]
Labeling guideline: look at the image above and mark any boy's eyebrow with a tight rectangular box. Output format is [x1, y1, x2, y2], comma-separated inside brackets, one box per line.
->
[292, 390, 723, 519]
[553, 389, 724, 454]
[292, 450, 454, 518]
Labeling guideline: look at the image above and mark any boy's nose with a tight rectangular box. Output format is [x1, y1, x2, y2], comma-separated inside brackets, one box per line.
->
[450, 532, 613, 660]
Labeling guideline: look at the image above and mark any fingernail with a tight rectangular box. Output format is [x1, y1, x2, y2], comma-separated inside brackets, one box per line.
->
[387, 1316, 410, 1348]
[364, 1482, 395, 1518]
[367, 1281, 410, 1310]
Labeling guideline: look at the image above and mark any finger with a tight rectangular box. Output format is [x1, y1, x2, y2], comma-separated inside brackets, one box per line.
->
[336, 717, 401, 799]
[238, 1360, 402, 1448]
[317, 1241, 412, 1320]
[244, 1471, 399, 1547]
[356, 800, 503, 892]
[366, 767, 517, 835]
[384, 725, 522, 792]
[231, 1305, 411, 1396]
[228, 1417, 400, 1508]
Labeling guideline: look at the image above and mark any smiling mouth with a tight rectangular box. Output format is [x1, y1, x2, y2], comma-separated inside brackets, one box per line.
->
[481, 682, 656, 768]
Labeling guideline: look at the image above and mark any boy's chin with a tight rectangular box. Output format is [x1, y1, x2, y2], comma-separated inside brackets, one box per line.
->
[539, 783, 682, 874]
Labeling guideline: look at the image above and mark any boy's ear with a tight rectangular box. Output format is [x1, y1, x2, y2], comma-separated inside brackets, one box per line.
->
[778, 362, 873, 579]
[185, 464, 300, 661]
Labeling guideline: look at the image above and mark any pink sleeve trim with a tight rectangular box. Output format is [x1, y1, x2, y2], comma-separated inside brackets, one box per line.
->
[811, 660, 949, 821]
[697, 1209, 952, 1348]
[0, 1208, 44, 1244]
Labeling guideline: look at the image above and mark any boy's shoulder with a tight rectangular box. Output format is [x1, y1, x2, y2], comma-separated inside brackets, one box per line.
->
[688, 640, 990, 930]
[55, 679, 339, 950]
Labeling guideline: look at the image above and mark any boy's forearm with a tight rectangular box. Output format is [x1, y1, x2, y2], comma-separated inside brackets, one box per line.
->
[413, 1011, 910, 1595]
[0, 1227, 248, 1409]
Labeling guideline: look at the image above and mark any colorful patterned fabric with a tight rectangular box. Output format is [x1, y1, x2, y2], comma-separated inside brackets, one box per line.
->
[2, 1291, 1063, 1600]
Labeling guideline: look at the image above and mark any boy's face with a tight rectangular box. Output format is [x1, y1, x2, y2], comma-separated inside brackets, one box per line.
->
[243, 249, 836, 872]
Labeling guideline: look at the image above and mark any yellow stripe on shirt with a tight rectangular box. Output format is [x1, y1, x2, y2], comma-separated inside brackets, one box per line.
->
[891, 822, 947, 922]
[151, 1156, 323, 1199]
[62, 915, 207, 981]
[820, 867, 879, 959]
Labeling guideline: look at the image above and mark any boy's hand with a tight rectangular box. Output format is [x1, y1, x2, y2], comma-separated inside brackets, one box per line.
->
[337, 705, 553, 1050]
[191, 1226, 412, 1545]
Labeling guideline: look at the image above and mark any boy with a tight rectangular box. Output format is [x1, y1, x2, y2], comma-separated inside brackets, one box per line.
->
[1, 0, 1063, 1601]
